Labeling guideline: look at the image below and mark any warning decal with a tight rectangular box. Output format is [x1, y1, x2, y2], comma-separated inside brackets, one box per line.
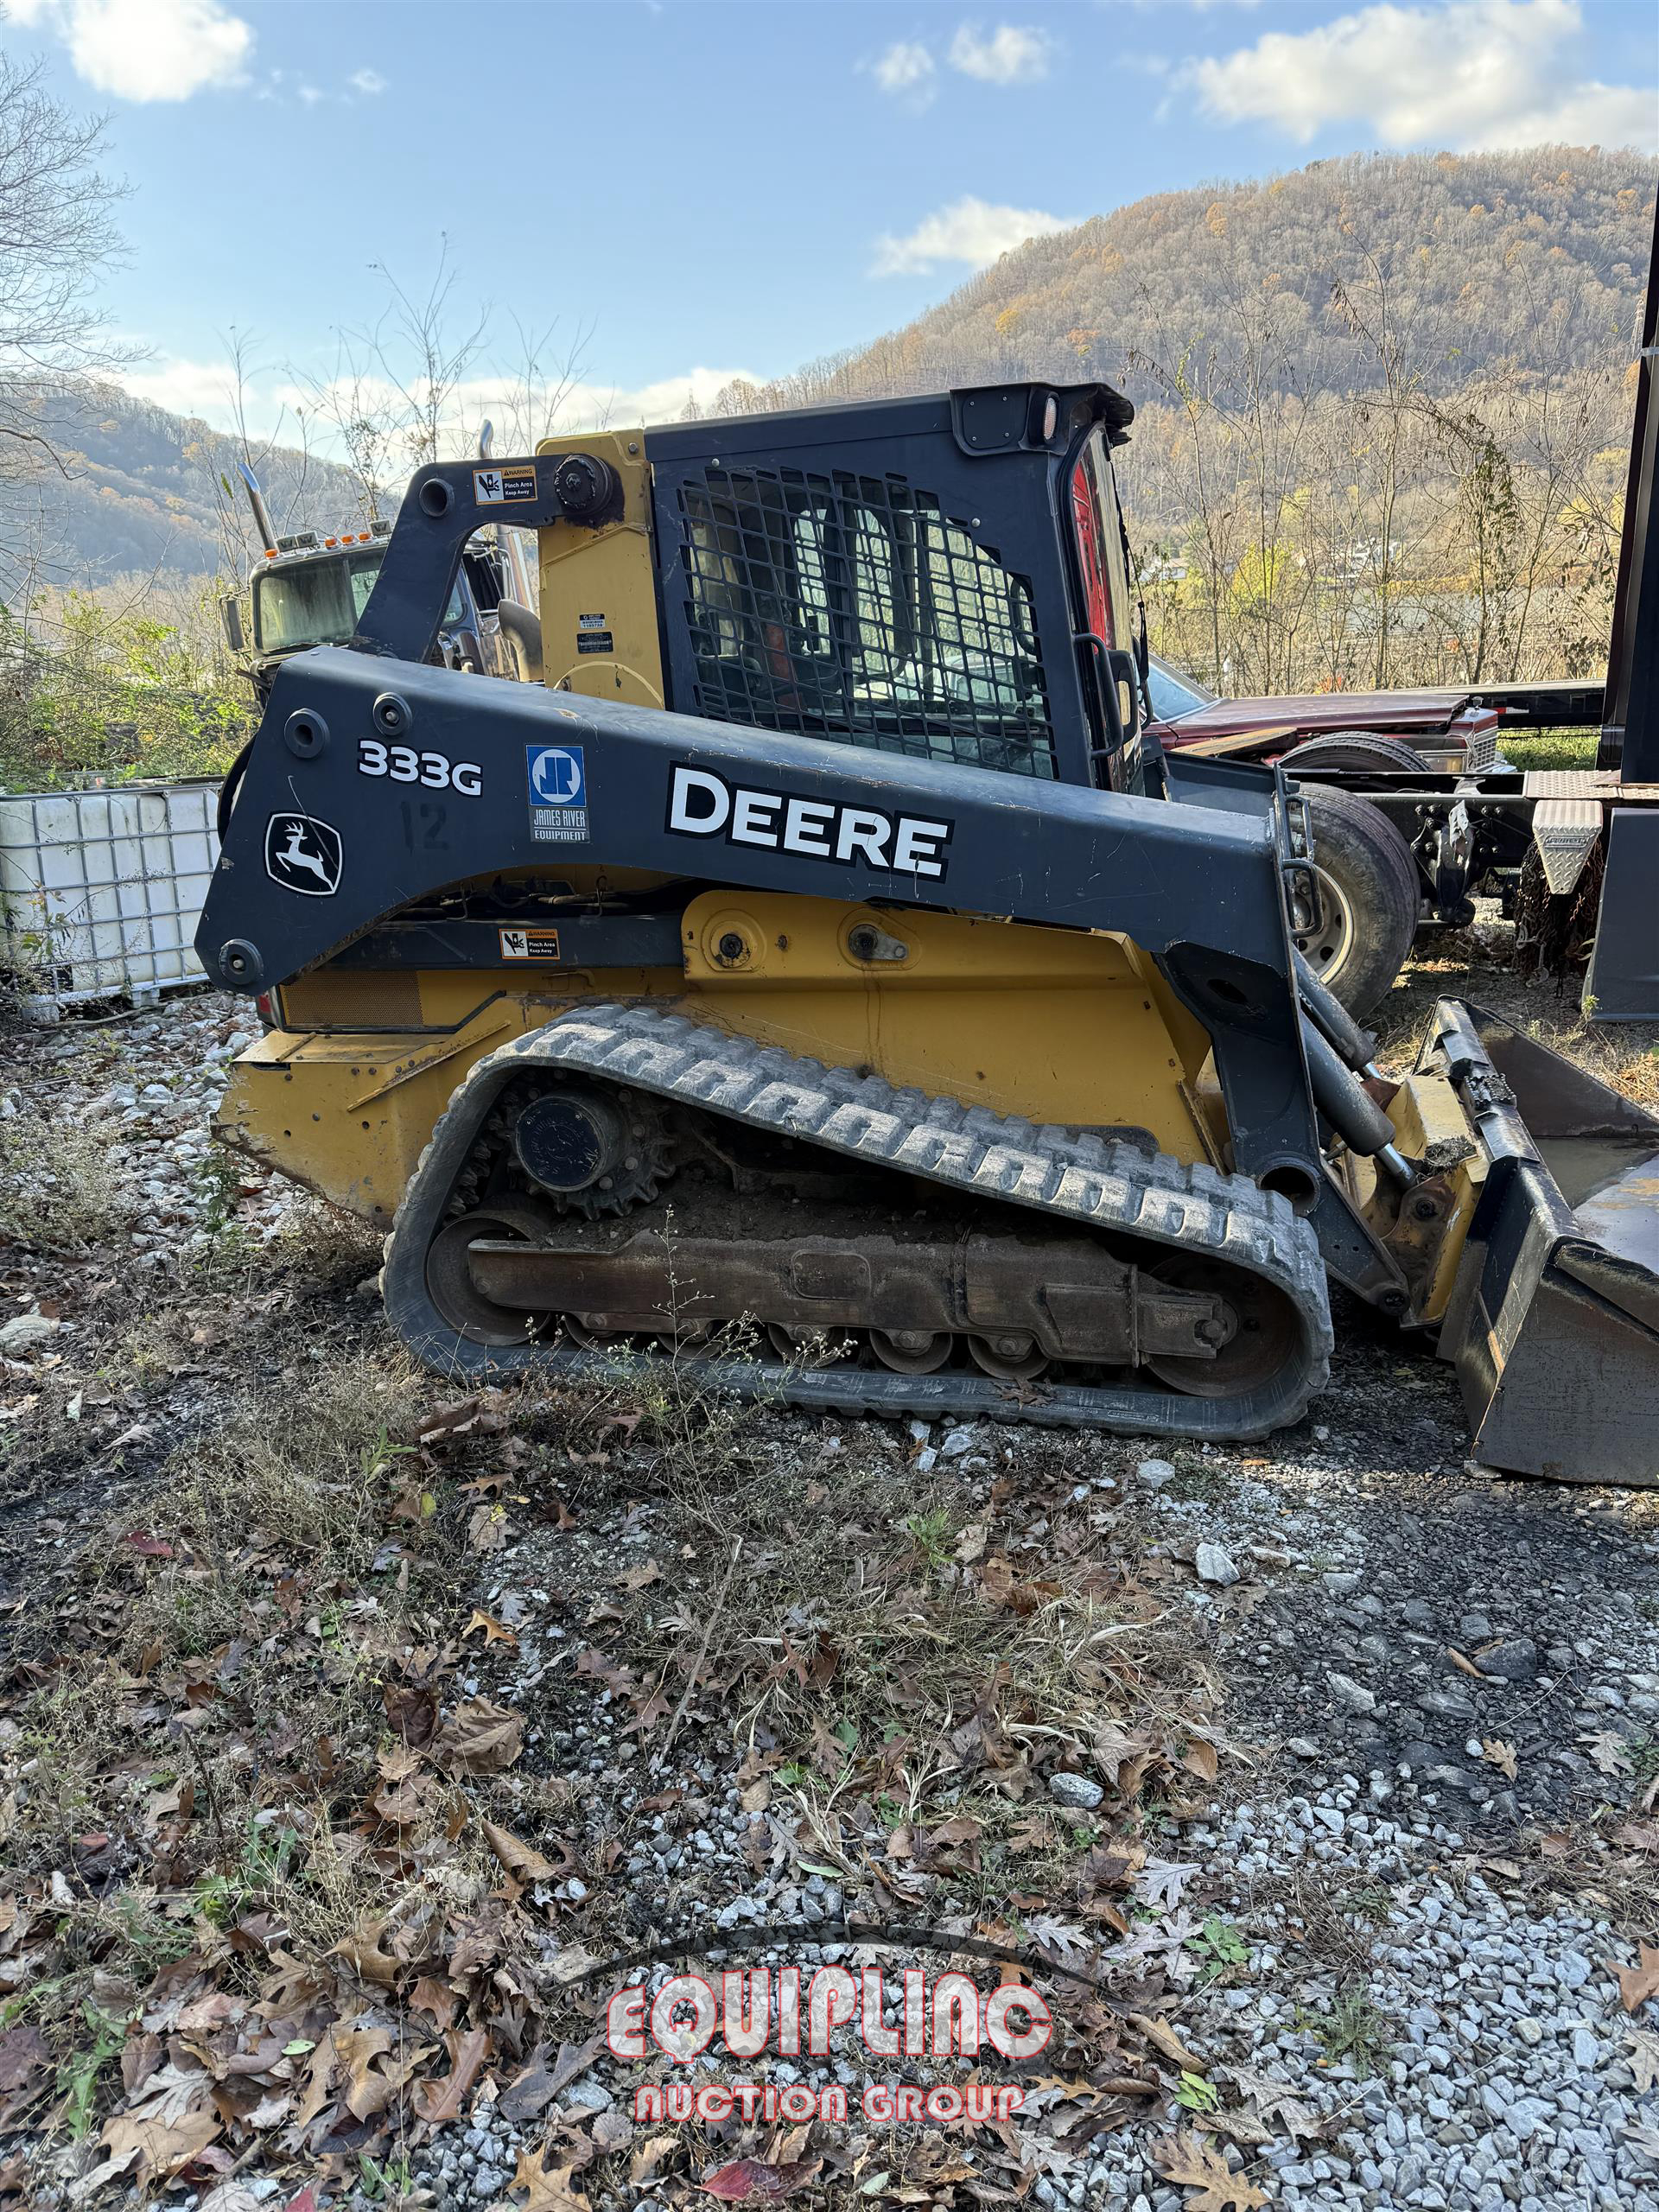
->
[499, 925, 562, 962]
[474, 465, 537, 505]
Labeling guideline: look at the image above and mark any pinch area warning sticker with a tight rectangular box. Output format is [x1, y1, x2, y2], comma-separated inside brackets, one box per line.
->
[474, 465, 537, 505]
[499, 925, 562, 962]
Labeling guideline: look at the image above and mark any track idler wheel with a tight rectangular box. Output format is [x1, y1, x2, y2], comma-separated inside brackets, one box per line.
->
[764, 1324, 847, 1370]
[563, 1314, 635, 1351]
[1141, 1256, 1297, 1399]
[425, 1199, 561, 1347]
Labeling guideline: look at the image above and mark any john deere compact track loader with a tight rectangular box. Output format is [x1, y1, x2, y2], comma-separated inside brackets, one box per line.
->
[196, 382, 1659, 1482]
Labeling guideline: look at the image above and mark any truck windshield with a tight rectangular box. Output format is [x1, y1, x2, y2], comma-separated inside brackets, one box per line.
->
[254, 550, 385, 653]
[1146, 653, 1217, 723]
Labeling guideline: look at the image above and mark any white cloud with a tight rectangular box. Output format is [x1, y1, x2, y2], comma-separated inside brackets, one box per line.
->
[872, 194, 1073, 276]
[1191, 0, 1656, 153]
[546, 366, 767, 429]
[7, 0, 251, 101]
[118, 355, 257, 425]
[869, 39, 936, 98]
[948, 22, 1054, 85]
[348, 67, 386, 96]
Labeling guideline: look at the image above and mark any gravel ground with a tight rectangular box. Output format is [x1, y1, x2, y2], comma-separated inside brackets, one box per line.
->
[2, 982, 1656, 2212]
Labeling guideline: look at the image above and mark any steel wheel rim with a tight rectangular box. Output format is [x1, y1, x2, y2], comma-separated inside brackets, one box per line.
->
[1293, 861, 1356, 987]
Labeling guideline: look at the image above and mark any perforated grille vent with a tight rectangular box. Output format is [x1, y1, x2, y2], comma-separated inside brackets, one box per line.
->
[1463, 725, 1498, 774]
[677, 466, 1056, 779]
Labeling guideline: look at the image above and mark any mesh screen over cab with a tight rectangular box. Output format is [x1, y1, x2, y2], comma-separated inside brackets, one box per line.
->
[676, 465, 1057, 779]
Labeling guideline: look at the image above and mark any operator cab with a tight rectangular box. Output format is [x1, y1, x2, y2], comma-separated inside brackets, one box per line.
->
[633, 384, 1150, 796]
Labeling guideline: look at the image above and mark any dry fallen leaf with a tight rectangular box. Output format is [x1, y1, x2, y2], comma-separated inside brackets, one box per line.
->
[550, 1940, 603, 1986]
[462, 1608, 519, 1646]
[1582, 1729, 1636, 1777]
[1480, 1738, 1519, 1780]
[1606, 1943, 1659, 2014]
[1207, 2107, 1276, 2148]
[410, 1974, 459, 2031]
[329, 1924, 399, 1989]
[434, 1697, 524, 1774]
[416, 1395, 505, 1447]
[1226, 2065, 1322, 2145]
[412, 2028, 490, 2126]
[1182, 1739, 1220, 1784]
[699, 2157, 822, 2202]
[0, 2026, 47, 2094]
[96, 2062, 222, 2191]
[510, 2142, 592, 2211]
[1446, 1646, 1484, 1680]
[195, 2184, 265, 2212]
[482, 1820, 560, 1885]
[499, 2032, 607, 2126]
[1130, 2011, 1205, 2074]
[1627, 2027, 1659, 2094]
[1151, 2130, 1269, 2212]
[467, 1502, 509, 1553]
[629, 2132, 681, 2185]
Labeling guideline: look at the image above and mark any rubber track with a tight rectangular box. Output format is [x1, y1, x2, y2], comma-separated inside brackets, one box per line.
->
[381, 1003, 1333, 1440]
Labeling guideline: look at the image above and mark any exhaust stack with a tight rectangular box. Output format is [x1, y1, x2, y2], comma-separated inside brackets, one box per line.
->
[237, 461, 276, 553]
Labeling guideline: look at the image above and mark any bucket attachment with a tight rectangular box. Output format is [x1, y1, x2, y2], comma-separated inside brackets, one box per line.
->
[1423, 1000, 1659, 1483]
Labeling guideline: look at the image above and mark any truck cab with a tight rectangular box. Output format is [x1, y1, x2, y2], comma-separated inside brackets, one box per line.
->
[223, 525, 539, 705]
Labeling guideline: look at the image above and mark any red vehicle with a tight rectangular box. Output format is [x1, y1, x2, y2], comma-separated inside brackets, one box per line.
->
[1141, 656, 1603, 1010]
[1143, 654, 1602, 772]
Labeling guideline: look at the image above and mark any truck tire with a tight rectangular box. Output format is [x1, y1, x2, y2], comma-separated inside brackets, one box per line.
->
[1279, 730, 1427, 775]
[1298, 784, 1420, 1016]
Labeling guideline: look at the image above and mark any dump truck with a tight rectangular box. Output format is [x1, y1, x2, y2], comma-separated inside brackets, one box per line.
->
[195, 381, 1659, 1483]
[219, 459, 543, 706]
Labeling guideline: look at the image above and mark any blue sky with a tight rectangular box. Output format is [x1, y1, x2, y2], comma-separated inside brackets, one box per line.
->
[3, 0, 1655, 448]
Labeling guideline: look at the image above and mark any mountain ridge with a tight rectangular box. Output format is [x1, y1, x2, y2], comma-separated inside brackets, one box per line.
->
[0, 380, 362, 597]
[700, 148, 1657, 415]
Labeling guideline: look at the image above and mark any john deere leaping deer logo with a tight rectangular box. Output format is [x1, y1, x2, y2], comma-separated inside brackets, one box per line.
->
[264, 812, 343, 897]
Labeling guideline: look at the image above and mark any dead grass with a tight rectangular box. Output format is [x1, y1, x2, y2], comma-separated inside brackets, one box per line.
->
[0, 1105, 133, 1254]
[1378, 916, 1659, 1109]
[572, 1364, 1217, 1894]
[1, 1345, 476, 2013]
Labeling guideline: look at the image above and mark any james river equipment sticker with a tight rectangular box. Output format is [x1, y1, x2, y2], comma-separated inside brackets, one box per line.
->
[526, 743, 589, 842]
[498, 925, 562, 962]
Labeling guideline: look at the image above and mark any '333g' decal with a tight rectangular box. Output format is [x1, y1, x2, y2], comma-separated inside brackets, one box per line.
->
[358, 739, 482, 795]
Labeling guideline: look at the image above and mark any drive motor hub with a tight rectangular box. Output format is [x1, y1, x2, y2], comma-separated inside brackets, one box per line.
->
[507, 1080, 666, 1217]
